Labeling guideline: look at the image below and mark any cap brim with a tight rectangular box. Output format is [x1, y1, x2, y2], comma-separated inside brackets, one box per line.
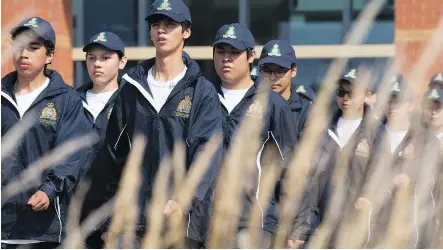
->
[258, 57, 292, 69]
[212, 39, 249, 50]
[82, 42, 124, 55]
[338, 78, 355, 85]
[145, 12, 187, 23]
[390, 91, 413, 101]
[10, 26, 53, 45]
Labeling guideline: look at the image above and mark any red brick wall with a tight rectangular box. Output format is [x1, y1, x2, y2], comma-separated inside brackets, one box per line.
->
[1, 0, 73, 85]
[395, 0, 443, 94]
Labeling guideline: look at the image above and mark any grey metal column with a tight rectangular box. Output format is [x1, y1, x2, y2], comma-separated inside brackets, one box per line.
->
[342, 0, 352, 70]
[342, 0, 352, 40]
[239, 0, 250, 29]
[74, 0, 84, 88]
[138, 0, 150, 46]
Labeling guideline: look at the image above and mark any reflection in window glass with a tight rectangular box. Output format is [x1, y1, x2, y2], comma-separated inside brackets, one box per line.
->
[84, 0, 138, 46]
[186, 0, 238, 46]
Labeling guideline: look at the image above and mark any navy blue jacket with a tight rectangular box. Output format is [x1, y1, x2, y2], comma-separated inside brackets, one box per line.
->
[363, 120, 441, 248]
[287, 85, 311, 141]
[215, 79, 297, 233]
[76, 82, 124, 222]
[286, 86, 314, 241]
[307, 106, 379, 246]
[94, 56, 223, 242]
[1, 70, 87, 243]
[76, 82, 123, 178]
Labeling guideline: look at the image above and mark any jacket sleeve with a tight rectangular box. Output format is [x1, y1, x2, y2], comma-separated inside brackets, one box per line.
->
[289, 175, 318, 241]
[96, 85, 133, 231]
[186, 82, 223, 202]
[297, 103, 311, 141]
[271, 100, 298, 166]
[39, 95, 88, 200]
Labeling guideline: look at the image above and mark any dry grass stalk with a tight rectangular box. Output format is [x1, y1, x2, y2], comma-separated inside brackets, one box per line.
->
[382, 184, 413, 248]
[67, 198, 115, 249]
[1, 113, 36, 162]
[62, 181, 91, 249]
[1, 133, 97, 205]
[142, 157, 172, 249]
[209, 91, 269, 248]
[172, 141, 186, 197]
[274, 1, 387, 248]
[165, 134, 222, 248]
[105, 135, 146, 249]
[244, 162, 281, 248]
[407, 15, 443, 96]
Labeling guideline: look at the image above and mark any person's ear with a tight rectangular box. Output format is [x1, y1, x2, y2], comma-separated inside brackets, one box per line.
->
[248, 50, 256, 64]
[291, 65, 297, 77]
[119, 56, 128, 70]
[183, 27, 191, 40]
[45, 51, 54, 65]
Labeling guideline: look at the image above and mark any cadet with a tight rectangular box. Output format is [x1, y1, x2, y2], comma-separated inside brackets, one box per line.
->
[77, 31, 127, 248]
[308, 69, 379, 248]
[1, 17, 87, 248]
[361, 76, 440, 248]
[212, 24, 298, 248]
[92, 0, 223, 248]
[257, 39, 313, 248]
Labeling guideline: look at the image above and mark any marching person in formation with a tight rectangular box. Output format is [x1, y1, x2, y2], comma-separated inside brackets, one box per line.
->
[360, 76, 440, 248]
[76, 31, 128, 248]
[307, 69, 379, 248]
[1, 17, 87, 249]
[211, 23, 299, 248]
[89, 0, 223, 248]
[257, 39, 313, 248]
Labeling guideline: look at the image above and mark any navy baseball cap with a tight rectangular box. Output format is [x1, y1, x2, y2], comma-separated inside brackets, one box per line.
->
[83, 32, 125, 56]
[212, 23, 255, 51]
[429, 72, 443, 89]
[338, 68, 358, 85]
[389, 75, 414, 100]
[10, 17, 56, 47]
[145, 0, 192, 24]
[425, 88, 443, 103]
[295, 84, 316, 102]
[258, 40, 296, 69]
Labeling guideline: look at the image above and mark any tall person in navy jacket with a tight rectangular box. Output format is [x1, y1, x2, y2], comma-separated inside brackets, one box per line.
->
[1, 17, 87, 248]
[76, 32, 127, 249]
[212, 24, 298, 248]
[92, 0, 223, 248]
[257, 39, 313, 248]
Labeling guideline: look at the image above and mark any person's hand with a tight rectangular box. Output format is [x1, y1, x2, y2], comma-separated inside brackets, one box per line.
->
[355, 197, 371, 210]
[28, 191, 50, 211]
[393, 173, 410, 187]
[288, 239, 305, 249]
[164, 200, 184, 220]
[101, 232, 108, 242]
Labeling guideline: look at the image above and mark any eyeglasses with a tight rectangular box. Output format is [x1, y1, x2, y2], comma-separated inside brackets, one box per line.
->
[336, 89, 353, 98]
[260, 67, 289, 78]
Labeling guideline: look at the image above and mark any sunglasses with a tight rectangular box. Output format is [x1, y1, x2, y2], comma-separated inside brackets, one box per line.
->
[336, 89, 353, 98]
